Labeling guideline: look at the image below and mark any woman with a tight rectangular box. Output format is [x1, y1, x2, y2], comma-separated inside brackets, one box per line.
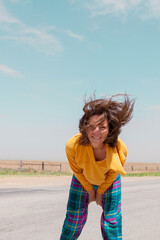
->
[60, 94, 135, 240]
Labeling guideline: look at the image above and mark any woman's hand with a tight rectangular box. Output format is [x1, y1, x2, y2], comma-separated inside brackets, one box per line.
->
[87, 189, 96, 204]
[96, 192, 102, 207]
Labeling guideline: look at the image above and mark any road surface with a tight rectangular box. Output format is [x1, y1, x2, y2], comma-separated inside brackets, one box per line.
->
[0, 176, 160, 240]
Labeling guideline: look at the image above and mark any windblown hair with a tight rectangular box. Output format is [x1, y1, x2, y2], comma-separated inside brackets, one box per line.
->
[79, 94, 135, 147]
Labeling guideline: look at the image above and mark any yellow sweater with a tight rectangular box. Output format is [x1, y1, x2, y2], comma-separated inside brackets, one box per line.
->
[66, 133, 127, 194]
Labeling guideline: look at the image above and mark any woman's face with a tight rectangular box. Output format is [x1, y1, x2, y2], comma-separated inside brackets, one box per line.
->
[86, 115, 109, 148]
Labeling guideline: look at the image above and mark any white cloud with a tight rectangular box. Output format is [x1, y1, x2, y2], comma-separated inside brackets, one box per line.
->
[0, 0, 20, 23]
[48, 25, 84, 42]
[65, 30, 84, 41]
[0, 0, 63, 55]
[70, 0, 160, 19]
[144, 0, 160, 19]
[18, 25, 63, 55]
[0, 64, 24, 78]
[0, 0, 84, 55]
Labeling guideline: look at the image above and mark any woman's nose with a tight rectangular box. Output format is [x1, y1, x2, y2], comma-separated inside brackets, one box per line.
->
[93, 126, 100, 133]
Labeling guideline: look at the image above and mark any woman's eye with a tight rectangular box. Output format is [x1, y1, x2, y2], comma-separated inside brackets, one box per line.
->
[100, 126, 106, 130]
[89, 125, 94, 130]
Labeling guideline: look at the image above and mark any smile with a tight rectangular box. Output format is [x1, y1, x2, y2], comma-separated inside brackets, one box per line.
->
[92, 136, 102, 140]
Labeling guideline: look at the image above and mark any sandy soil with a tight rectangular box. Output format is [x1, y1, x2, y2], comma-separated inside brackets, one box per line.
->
[0, 175, 73, 188]
[0, 175, 160, 188]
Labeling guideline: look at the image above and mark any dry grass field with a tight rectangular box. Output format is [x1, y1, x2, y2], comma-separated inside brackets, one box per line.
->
[0, 160, 160, 173]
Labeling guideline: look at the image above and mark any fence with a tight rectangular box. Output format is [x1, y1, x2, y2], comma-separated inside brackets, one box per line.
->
[124, 162, 160, 173]
[0, 160, 160, 173]
[0, 160, 71, 173]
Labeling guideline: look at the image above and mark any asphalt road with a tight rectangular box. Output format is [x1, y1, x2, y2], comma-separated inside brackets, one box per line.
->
[0, 177, 160, 240]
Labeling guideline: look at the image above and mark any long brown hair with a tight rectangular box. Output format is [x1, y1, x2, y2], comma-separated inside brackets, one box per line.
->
[79, 94, 135, 147]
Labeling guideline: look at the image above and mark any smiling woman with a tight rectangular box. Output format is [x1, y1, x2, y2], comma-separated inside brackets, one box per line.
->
[60, 93, 135, 240]
[79, 94, 134, 147]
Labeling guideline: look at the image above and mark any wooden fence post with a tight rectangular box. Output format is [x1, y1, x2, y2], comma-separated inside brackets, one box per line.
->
[20, 160, 23, 171]
[42, 162, 44, 171]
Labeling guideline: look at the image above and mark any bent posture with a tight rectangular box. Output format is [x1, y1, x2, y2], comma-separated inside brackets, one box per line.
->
[60, 94, 134, 240]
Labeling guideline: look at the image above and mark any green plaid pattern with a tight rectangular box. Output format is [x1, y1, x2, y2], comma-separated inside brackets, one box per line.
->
[60, 175, 89, 239]
[101, 174, 122, 239]
[60, 174, 122, 240]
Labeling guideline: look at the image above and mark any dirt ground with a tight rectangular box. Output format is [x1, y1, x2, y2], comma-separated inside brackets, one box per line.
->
[1, 175, 160, 188]
[0, 175, 73, 188]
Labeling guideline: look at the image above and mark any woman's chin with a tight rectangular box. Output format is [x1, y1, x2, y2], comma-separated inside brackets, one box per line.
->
[90, 140, 104, 148]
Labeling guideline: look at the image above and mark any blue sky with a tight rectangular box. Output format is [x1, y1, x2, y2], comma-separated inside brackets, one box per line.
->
[0, 0, 160, 162]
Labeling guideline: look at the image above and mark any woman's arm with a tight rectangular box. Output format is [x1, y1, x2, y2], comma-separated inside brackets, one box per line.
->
[88, 188, 96, 203]
[66, 142, 93, 192]
[97, 169, 119, 195]
[96, 139, 127, 195]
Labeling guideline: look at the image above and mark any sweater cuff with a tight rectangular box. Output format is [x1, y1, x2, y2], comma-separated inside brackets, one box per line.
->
[83, 184, 93, 192]
[74, 173, 93, 192]
[96, 187, 108, 195]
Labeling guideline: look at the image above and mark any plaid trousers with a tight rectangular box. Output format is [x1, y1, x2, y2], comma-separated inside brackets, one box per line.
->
[60, 174, 122, 240]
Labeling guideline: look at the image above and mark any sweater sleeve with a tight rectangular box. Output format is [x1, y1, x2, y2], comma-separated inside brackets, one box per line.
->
[96, 169, 119, 194]
[97, 139, 127, 195]
[116, 139, 127, 167]
[66, 140, 93, 192]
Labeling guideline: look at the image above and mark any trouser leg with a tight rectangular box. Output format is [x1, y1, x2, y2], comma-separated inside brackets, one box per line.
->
[101, 174, 122, 240]
[60, 175, 89, 240]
